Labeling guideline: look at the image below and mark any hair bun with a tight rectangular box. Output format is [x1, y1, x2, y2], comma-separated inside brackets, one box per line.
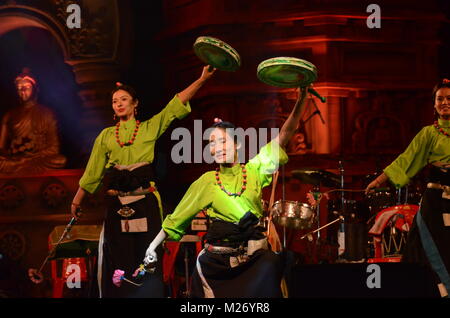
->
[214, 117, 223, 124]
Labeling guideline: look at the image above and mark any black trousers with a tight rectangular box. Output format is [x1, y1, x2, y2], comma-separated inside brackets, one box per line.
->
[402, 167, 450, 287]
[101, 194, 164, 298]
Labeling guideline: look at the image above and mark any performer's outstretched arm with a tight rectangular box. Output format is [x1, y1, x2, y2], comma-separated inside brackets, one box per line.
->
[365, 172, 389, 194]
[177, 65, 216, 105]
[275, 85, 309, 148]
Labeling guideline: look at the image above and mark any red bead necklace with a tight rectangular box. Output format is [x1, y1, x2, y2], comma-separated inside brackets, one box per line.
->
[115, 120, 140, 147]
[215, 164, 247, 197]
[433, 121, 450, 138]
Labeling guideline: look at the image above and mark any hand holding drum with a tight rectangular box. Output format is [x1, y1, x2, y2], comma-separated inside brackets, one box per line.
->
[257, 57, 326, 103]
[193, 36, 241, 72]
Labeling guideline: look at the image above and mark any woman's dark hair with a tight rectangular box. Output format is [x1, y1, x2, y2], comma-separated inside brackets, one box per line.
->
[432, 79, 450, 119]
[211, 120, 236, 130]
[209, 120, 239, 143]
[111, 83, 138, 102]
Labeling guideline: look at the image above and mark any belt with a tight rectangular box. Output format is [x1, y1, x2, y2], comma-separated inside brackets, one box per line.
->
[204, 243, 245, 255]
[108, 182, 164, 223]
[427, 182, 450, 194]
[106, 185, 157, 197]
[204, 238, 268, 256]
[432, 162, 450, 170]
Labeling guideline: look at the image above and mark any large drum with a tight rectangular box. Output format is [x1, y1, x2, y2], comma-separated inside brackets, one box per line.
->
[257, 57, 317, 88]
[271, 200, 315, 230]
[368, 204, 419, 260]
[193, 36, 241, 72]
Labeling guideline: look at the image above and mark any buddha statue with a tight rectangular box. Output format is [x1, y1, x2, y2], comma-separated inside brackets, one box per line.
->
[0, 69, 66, 174]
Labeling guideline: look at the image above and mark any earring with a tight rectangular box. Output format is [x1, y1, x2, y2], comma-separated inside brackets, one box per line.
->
[113, 114, 117, 121]
[134, 108, 137, 115]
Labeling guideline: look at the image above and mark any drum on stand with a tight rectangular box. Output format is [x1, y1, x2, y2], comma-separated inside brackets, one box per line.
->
[271, 200, 316, 230]
[327, 199, 370, 261]
[368, 204, 418, 261]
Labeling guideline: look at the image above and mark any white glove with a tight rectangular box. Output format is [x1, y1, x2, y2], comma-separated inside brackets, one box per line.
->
[143, 229, 167, 265]
[144, 247, 157, 265]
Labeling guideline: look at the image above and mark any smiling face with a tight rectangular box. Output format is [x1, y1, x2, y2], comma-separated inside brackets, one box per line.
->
[209, 127, 238, 165]
[434, 87, 450, 120]
[112, 89, 138, 121]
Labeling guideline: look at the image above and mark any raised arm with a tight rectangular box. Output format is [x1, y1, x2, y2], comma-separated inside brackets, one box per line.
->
[275, 86, 309, 148]
[177, 66, 216, 105]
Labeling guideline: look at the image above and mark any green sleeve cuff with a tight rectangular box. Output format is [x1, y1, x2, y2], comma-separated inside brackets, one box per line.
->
[78, 178, 102, 194]
[257, 140, 289, 174]
[171, 94, 191, 120]
[271, 140, 289, 166]
[162, 215, 184, 241]
[383, 164, 410, 189]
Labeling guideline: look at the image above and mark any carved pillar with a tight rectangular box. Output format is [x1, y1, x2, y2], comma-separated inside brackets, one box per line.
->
[68, 61, 120, 146]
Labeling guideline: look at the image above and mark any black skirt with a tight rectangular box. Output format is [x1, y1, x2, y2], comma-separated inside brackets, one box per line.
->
[190, 248, 283, 298]
[190, 213, 283, 298]
[100, 165, 164, 298]
[402, 166, 450, 290]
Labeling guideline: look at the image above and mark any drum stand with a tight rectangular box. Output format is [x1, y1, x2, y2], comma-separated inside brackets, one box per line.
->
[312, 184, 322, 243]
[338, 160, 346, 260]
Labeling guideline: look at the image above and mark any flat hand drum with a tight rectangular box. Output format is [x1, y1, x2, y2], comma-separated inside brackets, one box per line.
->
[257, 57, 317, 88]
[193, 36, 241, 72]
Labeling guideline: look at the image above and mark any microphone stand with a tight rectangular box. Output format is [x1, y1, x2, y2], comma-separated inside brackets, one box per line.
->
[303, 93, 325, 125]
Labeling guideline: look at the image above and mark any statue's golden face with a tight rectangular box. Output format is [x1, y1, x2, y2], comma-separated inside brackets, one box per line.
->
[16, 79, 35, 103]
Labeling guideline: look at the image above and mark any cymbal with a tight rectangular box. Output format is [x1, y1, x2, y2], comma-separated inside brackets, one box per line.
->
[291, 169, 340, 187]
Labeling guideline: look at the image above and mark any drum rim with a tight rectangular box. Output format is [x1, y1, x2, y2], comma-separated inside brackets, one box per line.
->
[257, 57, 317, 72]
[273, 199, 301, 205]
[193, 36, 241, 71]
[256, 56, 317, 88]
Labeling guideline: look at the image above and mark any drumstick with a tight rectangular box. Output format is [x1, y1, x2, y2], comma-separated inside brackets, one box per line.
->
[28, 209, 80, 283]
[267, 171, 279, 237]
[325, 188, 389, 195]
[300, 215, 344, 240]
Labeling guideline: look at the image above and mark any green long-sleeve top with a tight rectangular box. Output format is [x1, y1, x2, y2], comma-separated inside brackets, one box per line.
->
[384, 118, 450, 188]
[79, 95, 191, 193]
[162, 140, 289, 241]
